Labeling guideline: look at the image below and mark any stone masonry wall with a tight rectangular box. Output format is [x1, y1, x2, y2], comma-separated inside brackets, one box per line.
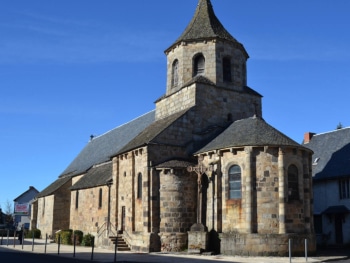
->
[36, 195, 54, 238]
[116, 147, 154, 251]
[158, 168, 197, 252]
[156, 82, 261, 127]
[52, 180, 72, 234]
[70, 185, 111, 237]
[220, 233, 316, 256]
[200, 146, 315, 255]
[165, 40, 247, 96]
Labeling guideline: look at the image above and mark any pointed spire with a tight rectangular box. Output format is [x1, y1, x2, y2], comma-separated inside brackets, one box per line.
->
[167, 0, 245, 53]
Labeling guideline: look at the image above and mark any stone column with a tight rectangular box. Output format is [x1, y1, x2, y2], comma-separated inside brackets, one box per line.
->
[245, 146, 253, 233]
[113, 157, 119, 231]
[131, 152, 136, 232]
[149, 167, 159, 233]
[278, 147, 286, 234]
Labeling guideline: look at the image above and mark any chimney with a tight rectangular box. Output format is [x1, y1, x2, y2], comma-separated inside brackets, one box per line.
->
[304, 132, 315, 144]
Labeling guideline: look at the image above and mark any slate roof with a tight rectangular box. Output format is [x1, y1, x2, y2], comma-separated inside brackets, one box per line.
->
[36, 176, 72, 198]
[13, 186, 39, 202]
[70, 162, 112, 191]
[117, 109, 190, 155]
[60, 110, 155, 178]
[303, 127, 350, 181]
[155, 159, 196, 169]
[197, 116, 303, 153]
[167, 0, 247, 56]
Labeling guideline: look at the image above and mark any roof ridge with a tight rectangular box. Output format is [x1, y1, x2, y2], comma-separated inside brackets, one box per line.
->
[92, 109, 155, 141]
[312, 126, 350, 138]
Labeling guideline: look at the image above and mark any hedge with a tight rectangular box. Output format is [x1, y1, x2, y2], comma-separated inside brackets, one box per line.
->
[55, 229, 73, 245]
[25, 229, 41, 239]
[82, 233, 94, 247]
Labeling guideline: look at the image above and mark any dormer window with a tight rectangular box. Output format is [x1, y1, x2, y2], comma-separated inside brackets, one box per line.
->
[193, 54, 205, 76]
[223, 57, 232, 82]
[312, 157, 320, 166]
[171, 59, 179, 87]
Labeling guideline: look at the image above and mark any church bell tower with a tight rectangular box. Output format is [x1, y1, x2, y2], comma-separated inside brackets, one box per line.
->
[165, 0, 249, 95]
[155, 0, 262, 126]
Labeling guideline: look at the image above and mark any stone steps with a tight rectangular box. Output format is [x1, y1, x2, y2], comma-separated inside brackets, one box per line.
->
[109, 235, 130, 251]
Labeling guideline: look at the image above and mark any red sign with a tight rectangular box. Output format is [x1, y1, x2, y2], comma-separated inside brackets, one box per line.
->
[15, 204, 29, 215]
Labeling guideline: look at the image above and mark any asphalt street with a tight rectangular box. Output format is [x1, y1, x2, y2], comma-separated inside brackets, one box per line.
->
[0, 249, 98, 263]
[0, 237, 350, 263]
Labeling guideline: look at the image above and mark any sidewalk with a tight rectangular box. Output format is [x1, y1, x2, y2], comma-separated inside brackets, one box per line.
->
[0, 237, 347, 263]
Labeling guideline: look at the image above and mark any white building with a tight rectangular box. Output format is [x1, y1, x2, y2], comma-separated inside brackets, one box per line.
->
[304, 129, 350, 246]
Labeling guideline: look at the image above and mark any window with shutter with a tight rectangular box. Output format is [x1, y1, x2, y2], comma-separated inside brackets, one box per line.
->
[194, 54, 205, 76]
[171, 60, 179, 87]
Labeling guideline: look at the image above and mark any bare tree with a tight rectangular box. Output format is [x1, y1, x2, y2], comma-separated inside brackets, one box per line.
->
[5, 200, 14, 226]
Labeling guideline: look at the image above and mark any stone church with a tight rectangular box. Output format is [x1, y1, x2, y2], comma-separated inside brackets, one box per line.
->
[31, 0, 316, 256]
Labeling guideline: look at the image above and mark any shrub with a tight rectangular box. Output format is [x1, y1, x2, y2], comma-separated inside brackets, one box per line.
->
[72, 230, 84, 245]
[25, 229, 41, 239]
[56, 230, 73, 245]
[82, 233, 94, 247]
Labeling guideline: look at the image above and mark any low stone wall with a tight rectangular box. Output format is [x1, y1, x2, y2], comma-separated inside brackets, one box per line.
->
[123, 231, 160, 253]
[219, 233, 316, 256]
[159, 232, 187, 252]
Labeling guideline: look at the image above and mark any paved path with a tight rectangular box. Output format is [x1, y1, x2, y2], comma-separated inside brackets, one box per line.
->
[0, 237, 347, 263]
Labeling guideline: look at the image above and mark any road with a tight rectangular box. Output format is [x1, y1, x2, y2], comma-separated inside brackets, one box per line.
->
[0, 249, 101, 263]
[1, 237, 350, 263]
[0, 248, 350, 263]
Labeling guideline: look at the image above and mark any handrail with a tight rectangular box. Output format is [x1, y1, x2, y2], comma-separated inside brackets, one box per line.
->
[121, 230, 132, 247]
[97, 222, 117, 238]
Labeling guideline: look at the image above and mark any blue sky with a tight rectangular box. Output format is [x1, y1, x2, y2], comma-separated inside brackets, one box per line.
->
[1, 0, 350, 207]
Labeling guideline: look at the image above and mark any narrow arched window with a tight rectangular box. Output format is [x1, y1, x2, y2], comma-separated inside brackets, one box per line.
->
[223, 57, 232, 82]
[288, 164, 299, 201]
[98, 188, 103, 208]
[137, 173, 142, 199]
[75, 191, 79, 209]
[242, 62, 247, 86]
[229, 165, 242, 199]
[193, 54, 205, 76]
[171, 59, 179, 87]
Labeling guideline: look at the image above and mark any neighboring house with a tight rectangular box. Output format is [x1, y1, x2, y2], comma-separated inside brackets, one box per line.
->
[33, 0, 316, 256]
[13, 186, 39, 230]
[304, 129, 350, 247]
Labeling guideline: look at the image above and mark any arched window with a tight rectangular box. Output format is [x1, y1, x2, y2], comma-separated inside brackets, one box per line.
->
[171, 59, 179, 87]
[288, 164, 299, 201]
[193, 54, 205, 76]
[229, 165, 242, 199]
[223, 57, 232, 82]
[137, 173, 142, 199]
[75, 191, 79, 209]
[98, 188, 103, 208]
